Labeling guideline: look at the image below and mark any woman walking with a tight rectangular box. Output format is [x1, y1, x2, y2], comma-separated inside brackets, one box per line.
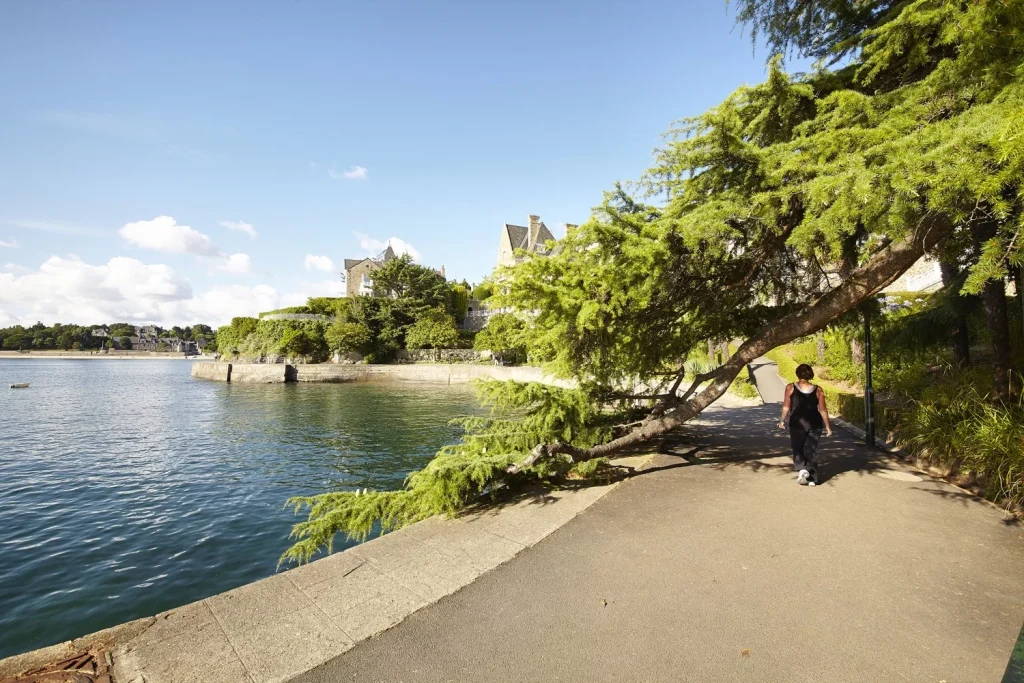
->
[778, 364, 832, 486]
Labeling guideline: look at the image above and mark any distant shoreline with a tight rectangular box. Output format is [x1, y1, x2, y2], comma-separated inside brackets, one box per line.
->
[0, 352, 207, 361]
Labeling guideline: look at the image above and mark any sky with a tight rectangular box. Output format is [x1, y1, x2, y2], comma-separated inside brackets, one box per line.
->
[0, 0, 797, 328]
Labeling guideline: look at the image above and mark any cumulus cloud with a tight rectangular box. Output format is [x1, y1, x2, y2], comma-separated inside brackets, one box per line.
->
[0, 255, 192, 324]
[119, 216, 220, 257]
[353, 232, 422, 262]
[217, 253, 253, 275]
[0, 254, 316, 327]
[218, 220, 257, 238]
[304, 254, 335, 272]
[0, 238, 16, 248]
[327, 165, 368, 181]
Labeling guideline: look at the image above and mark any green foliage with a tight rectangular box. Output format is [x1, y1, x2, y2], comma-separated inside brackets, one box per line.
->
[473, 313, 527, 357]
[370, 254, 451, 310]
[472, 282, 495, 300]
[108, 323, 135, 338]
[118, 336, 133, 350]
[895, 369, 1024, 509]
[405, 309, 461, 350]
[451, 285, 469, 323]
[259, 306, 311, 318]
[216, 317, 260, 355]
[284, 0, 1024, 560]
[324, 321, 371, 354]
[282, 379, 630, 564]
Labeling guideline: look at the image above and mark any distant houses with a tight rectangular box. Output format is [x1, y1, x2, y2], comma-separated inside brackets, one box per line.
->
[89, 325, 203, 353]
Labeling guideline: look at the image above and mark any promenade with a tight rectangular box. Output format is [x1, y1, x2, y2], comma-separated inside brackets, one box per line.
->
[2, 365, 1021, 682]
[296, 366, 1024, 683]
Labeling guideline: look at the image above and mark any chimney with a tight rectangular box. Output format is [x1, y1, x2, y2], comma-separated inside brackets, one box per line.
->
[527, 215, 541, 250]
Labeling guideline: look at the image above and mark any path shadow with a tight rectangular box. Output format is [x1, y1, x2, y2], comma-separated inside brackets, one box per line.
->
[643, 404, 912, 487]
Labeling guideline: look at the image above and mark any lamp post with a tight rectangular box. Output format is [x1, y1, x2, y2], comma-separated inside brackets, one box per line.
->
[864, 308, 876, 447]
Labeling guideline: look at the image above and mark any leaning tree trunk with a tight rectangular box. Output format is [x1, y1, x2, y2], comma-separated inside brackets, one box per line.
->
[511, 221, 954, 471]
[939, 256, 971, 367]
[972, 222, 1018, 401]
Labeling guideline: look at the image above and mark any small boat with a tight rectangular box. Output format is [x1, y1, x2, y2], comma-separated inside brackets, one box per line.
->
[9, 383, 30, 389]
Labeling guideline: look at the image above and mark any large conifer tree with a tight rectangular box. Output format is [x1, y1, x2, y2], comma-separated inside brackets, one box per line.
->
[284, 0, 1024, 562]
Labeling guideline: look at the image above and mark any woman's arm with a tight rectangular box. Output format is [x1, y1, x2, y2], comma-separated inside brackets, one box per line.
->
[778, 384, 793, 428]
[817, 387, 833, 436]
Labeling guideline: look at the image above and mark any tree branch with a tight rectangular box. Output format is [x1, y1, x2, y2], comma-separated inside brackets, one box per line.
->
[507, 220, 953, 472]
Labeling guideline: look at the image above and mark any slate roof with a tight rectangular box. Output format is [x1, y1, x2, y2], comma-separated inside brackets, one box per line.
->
[505, 224, 529, 250]
[344, 258, 371, 271]
[505, 221, 556, 253]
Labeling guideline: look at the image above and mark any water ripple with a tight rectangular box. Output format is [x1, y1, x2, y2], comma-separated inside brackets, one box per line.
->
[0, 359, 484, 659]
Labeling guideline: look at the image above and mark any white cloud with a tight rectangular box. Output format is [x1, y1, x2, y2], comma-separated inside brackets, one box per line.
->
[353, 232, 422, 262]
[0, 254, 313, 327]
[327, 165, 368, 181]
[304, 254, 335, 272]
[0, 255, 192, 324]
[217, 253, 253, 275]
[0, 238, 16, 248]
[119, 216, 220, 257]
[218, 220, 257, 238]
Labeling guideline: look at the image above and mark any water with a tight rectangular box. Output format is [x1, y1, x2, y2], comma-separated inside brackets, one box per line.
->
[0, 359, 485, 659]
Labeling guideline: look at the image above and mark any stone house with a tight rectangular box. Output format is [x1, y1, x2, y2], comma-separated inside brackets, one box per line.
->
[883, 256, 943, 293]
[344, 245, 397, 298]
[497, 215, 571, 268]
[343, 244, 446, 298]
[91, 328, 108, 338]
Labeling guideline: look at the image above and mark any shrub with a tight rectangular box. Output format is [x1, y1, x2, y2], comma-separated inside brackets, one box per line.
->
[474, 313, 526, 356]
[325, 321, 371, 354]
[894, 370, 1024, 510]
[405, 309, 460, 350]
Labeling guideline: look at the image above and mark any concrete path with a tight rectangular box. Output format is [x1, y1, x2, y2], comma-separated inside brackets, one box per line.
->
[750, 356, 787, 404]
[294, 402, 1024, 683]
[96, 453, 653, 683]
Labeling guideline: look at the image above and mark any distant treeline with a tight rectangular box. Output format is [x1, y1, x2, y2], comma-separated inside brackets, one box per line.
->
[0, 322, 216, 351]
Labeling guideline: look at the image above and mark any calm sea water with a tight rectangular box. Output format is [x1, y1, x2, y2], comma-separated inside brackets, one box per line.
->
[0, 359, 485, 659]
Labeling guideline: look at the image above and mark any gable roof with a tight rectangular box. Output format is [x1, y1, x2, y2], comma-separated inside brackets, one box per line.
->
[344, 258, 372, 271]
[504, 224, 529, 250]
[530, 221, 555, 250]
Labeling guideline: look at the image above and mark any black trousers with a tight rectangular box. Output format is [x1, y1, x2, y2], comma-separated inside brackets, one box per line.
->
[789, 426, 822, 482]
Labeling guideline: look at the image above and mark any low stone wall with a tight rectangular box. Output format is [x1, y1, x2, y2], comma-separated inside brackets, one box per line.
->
[396, 349, 489, 363]
[190, 361, 231, 382]
[191, 361, 572, 387]
[293, 363, 571, 386]
[227, 363, 289, 383]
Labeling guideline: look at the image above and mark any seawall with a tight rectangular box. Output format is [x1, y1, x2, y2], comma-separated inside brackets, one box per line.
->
[190, 362, 571, 386]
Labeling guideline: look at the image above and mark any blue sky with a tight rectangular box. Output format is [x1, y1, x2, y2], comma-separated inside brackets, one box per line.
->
[0, 0, 793, 327]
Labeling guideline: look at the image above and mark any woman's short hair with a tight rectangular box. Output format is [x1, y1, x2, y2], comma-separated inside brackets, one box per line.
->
[795, 364, 815, 381]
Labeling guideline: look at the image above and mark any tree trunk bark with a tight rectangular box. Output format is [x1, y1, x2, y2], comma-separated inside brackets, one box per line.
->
[850, 337, 864, 366]
[972, 222, 1017, 401]
[939, 256, 971, 367]
[511, 221, 953, 469]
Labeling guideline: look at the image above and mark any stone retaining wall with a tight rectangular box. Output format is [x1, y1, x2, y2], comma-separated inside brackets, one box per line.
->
[191, 362, 571, 387]
[190, 361, 232, 381]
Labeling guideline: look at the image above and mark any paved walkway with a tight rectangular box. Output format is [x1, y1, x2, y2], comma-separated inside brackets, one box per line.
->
[295, 378, 1024, 682]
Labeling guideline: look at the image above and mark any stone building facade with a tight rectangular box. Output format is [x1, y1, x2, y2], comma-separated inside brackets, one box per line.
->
[497, 215, 570, 268]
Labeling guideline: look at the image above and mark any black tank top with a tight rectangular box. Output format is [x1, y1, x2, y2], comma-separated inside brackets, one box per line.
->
[790, 384, 824, 430]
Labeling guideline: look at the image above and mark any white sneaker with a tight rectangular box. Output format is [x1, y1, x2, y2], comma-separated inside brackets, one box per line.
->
[808, 481, 816, 487]
[797, 470, 809, 485]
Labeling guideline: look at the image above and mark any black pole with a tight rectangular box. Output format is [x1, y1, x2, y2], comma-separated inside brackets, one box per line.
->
[864, 309, 876, 447]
